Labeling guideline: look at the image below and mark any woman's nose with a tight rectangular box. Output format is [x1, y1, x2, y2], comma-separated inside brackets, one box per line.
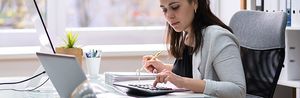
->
[165, 11, 175, 20]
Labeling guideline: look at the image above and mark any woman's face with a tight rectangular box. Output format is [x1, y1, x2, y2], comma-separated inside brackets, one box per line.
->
[160, 0, 197, 33]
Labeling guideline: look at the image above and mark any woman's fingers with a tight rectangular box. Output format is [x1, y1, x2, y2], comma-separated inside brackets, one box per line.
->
[144, 60, 161, 73]
[153, 75, 165, 87]
[153, 79, 158, 87]
[152, 69, 184, 88]
[143, 55, 162, 73]
[153, 70, 169, 87]
[144, 61, 156, 72]
[159, 75, 166, 83]
[164, 76, 169, 84]
[146, 66, 154, 72]
[152, 69, 158, 73]
[142, 55, 154, 61]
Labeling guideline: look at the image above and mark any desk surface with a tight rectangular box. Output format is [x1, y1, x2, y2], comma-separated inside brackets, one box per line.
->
[0, 76, 211, 98]
[278, 68, 300, 88]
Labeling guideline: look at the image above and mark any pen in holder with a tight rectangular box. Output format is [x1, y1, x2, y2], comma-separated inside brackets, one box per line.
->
[85, 49, 102, 78]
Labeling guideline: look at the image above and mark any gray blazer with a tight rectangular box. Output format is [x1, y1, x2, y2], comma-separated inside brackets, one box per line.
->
[192, 25, 246, 98]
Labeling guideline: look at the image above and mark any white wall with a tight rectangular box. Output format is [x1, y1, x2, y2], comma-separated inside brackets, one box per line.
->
[0, 58, 40, 76]
[0, 53, 173, 77]
[219, 0, 241, 24]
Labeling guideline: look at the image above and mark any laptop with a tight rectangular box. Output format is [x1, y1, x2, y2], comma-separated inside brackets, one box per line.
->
[36, 52, 87, 98]
[26, 0, 56, 89]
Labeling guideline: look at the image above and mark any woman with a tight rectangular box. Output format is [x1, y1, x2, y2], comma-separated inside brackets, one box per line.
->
[142, 0, 246, 98]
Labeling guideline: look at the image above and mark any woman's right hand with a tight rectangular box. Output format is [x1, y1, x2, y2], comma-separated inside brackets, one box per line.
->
[142, 55, 166, 73]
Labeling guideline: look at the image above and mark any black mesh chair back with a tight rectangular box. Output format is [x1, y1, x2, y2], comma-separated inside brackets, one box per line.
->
[229, 11, 287, 98]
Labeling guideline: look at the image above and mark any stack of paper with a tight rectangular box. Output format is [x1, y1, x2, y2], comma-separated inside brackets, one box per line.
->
[104, 72, 156, 85]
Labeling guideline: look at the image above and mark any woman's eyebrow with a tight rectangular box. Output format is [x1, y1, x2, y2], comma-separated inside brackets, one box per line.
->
[169, 2, 179, 6]
[160, 2, 179, 8]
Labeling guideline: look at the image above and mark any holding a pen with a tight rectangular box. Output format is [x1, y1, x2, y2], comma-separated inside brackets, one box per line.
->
[142, 51, 173, 73]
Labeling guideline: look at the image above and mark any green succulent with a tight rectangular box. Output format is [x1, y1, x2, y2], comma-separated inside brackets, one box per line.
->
[63, 31, 79, 48]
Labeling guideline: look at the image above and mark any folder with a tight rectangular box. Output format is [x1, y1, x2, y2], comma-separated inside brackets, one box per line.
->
[287, 0, 292, 26]
[264, 0, 280, 12]
[247, 0, 256, 10]
[255, 0, 263, 11]
[279, 0, 287, 12]
[291, 0, 300, 27]
[273, 0, 280, 12]
[279, 0, 292, 27]
[263, 0, 271, 12]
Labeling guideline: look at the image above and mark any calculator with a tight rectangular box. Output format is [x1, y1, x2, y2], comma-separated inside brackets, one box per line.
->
[113, 83, 187, 96]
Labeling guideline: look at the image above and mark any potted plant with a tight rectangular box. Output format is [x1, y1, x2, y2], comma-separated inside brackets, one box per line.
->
[56, 31, 83, 66]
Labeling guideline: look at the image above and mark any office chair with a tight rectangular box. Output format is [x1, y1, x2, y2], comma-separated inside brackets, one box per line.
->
[229, 11, 287, 98]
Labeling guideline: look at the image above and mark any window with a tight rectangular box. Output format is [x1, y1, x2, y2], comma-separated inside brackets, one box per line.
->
[66, 0, 164, 27]
[0, 0, 46, 29]
[52, 0, 166, 46]
[0, 0, 46, 47]
[48, 0, 219, 46]
[0, 0, 219, 47]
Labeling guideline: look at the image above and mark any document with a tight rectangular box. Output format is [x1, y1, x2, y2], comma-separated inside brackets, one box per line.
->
[104, 72, 156, 85]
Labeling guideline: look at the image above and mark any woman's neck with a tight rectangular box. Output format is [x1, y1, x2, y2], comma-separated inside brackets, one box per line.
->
[183, 31, 195, 47]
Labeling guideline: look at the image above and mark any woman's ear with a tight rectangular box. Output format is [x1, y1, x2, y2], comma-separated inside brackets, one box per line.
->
[193, 0, 198, 13]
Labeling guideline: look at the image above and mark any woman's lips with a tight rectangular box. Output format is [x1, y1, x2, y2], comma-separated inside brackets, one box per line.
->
[171, 22, 180, 26]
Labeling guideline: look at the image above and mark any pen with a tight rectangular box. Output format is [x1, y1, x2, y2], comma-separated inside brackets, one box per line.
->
[151, 50, 162, 60]
[140, 50, 162, 71]
[85, 49, 101, 58]
[137, 50, 162, 82]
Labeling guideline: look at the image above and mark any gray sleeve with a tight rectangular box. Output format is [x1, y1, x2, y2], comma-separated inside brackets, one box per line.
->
[203, 39, 246, 98]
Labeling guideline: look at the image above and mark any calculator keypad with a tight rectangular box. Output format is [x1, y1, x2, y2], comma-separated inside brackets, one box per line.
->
[128, 84, 173, 91]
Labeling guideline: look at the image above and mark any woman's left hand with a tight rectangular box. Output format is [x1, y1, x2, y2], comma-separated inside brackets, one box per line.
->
[153, 69, 185, 88]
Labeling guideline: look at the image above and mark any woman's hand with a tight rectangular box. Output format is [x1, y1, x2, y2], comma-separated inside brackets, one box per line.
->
[142, 55, 166, 73]
[153, 69, 185, 88]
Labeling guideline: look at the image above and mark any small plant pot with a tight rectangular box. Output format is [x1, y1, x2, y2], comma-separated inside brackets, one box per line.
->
[55, 47, 83, 68]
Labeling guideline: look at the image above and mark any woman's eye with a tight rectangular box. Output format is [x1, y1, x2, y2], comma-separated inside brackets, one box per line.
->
[171, 5, 179, 10]
[162, 8, 167, 13]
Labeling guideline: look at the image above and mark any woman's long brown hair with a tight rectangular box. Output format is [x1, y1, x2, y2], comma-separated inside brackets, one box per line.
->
[166, 0, 233, 58]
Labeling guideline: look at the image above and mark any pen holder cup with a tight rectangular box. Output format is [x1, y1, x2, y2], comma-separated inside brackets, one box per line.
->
[85, 57, 101, 77]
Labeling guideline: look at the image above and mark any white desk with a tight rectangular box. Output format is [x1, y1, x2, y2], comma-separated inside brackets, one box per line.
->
[0, 76, 212, 98]
[278, 67, 300, 98]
